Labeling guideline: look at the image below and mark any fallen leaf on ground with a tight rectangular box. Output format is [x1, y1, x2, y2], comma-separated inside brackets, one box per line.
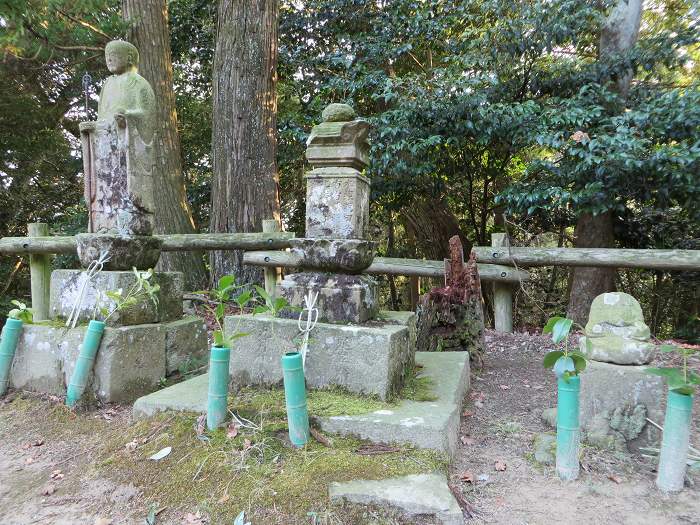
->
[459, 471, 475, 483]
[94, 518, 112, 525]
[494, 460, 507, 471]
[217, 493, 229, 504]
[33, 439, 44, 447]
[243, 438, 252, 450]
[226, 423, 239, 439]
[608, 474, 623, 484]
[356, 443, 400, 455]
[124, 440, 138, 452]
[50, 469, 64, 480]
[184, 511, 205, 523]
[41, 483, 56, 496]
[195, 415, 206, 436]
[310, 427, 332, 447]
[460, 435, 475, 446]
[148, 446, 172, 461]
[25, 457, 35, 465]
[462, 410, 474, 417]
[499, 385, 510, 390]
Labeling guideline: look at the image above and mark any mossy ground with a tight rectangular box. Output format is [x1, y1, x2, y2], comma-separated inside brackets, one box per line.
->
[1, 391, 447, 524]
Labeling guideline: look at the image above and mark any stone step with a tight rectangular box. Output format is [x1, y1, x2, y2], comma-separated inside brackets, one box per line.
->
[329, 473, 463, 525]
[132, 372, 208, 418]
[318, 351, 470, 458]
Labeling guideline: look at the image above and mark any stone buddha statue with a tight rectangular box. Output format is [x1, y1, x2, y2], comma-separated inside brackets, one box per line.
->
[79, 40, 156, 237]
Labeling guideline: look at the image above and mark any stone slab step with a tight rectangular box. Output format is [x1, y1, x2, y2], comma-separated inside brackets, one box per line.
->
[318, 351, 469, 458]
[329, 473, 463, 525]
[132, 372, 208, 418]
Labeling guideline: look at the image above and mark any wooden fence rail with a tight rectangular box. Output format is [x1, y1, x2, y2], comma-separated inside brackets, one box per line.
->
[242, 251, 529, 283]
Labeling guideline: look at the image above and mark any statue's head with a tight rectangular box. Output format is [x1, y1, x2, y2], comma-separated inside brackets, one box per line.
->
[105, 40, 139, 74]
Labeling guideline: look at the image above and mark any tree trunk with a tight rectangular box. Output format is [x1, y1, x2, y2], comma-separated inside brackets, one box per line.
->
[567, 212, 617, 324]
[567, 0, 642, 323]
[122, 0, 207, 290]
[401, 196, 470, 261]
[210, 0, 280, 286]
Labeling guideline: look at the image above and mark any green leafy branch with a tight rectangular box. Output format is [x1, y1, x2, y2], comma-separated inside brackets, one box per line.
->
[100, 268, 160, 322]
[195, 275, 252, 348]
[542, 316, 587, 381]
[645, 344, 700, 396]
[253, 285, 295, 317]
[8, 300, 33, 324]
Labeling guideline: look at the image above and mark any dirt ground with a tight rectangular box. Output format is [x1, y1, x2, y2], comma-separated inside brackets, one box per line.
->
[0, 330, 698, 525]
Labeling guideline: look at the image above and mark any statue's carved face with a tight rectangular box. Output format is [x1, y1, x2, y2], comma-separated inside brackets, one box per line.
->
[105, 48, 131, 74]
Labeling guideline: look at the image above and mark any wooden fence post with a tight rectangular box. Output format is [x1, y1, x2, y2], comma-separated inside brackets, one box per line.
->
[262, 219, 281, 298]
[491, 233, 513, 333]
[28, 223, 51, 321]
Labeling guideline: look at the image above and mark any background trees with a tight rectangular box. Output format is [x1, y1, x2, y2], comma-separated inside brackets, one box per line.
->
[1, 0, 698, 340]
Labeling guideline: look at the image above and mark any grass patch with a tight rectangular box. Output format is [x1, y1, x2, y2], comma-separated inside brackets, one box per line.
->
[398, 366, 438, 402]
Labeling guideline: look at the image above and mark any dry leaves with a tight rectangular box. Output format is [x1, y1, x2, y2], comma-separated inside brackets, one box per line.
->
[124, 439, 138, 452]
[310, 427, 332, 447]
[460, 435, 475, 446]
[499, 385, 510, 390]
[608, 474, 623, 484]
[50, 469, 64, 480]
[184, 511, 207, 524]
[462, 409, 474, 417]
[356, 443, 400, 455]
[41, 483, 56, 496]
[494, 460, 507, 471]
[226, 422, 239, 439]
[459, 471, 475, 483]
[94, 518, 112, 525]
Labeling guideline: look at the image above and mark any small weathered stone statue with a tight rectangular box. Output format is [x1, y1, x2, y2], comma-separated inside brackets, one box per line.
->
[579, 292, 655, 365]
[79, 40, 156, 237]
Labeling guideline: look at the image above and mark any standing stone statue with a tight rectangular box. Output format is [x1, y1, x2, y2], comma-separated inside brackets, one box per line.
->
[79, 40, 156, 237]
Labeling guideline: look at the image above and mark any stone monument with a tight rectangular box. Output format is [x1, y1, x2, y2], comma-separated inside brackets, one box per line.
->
[5, 41, 208, 404]
[78, 39, 161, 270]
[543, 292, 663, 450]
[225, 104, 415, 400]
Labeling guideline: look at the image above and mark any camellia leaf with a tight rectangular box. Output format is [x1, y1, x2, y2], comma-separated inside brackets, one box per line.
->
[213, 330, 225, 347]
[543, 316, 564, 334]
[543, 350, 564, 369]
[551, 318, 573, 344]
[670, 385, 695, 396]
[570, 353, 587, 373]
[215, 302, 225, 321]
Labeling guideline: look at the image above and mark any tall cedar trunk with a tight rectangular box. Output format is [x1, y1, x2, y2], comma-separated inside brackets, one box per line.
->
[122, 0, 207, 289]
[401, 196, 470, 261]
[210, 0, 281, 286]
[567, 0, 642, 324]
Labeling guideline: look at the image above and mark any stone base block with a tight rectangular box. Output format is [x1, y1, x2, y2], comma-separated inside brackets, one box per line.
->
[580, 335, 655, 365]
[319, 352, 470, 457]
[542, 360, 665, 450]
[164, 317, 208, 374]
[133, 372, 209, 418]
[8, 317, 207, 404]
[277, 272, 378, 324]
[50, 269, 183, 326]
[224, 311, 415, 400]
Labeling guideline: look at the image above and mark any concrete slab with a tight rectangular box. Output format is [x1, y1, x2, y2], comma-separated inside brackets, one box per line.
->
[319, 352, 470, 458]
[224, 311, 416, 400]
[329, 473, 463, 525]
[133, 372, 208, 418]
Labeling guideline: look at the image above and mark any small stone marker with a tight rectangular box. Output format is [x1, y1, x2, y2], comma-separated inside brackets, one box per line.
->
[579, 292, 655, 365]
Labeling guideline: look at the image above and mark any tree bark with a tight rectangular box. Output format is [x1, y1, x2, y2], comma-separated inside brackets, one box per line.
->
[210, 0, 281, 286]
[567, 212, 617, 324]
[122, 0, 207, 289]
[401, 196, 470, 261]
[567, 0, 643, 323]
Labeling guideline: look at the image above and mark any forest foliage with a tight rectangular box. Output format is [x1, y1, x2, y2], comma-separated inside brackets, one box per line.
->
[1, 0, 698, 339]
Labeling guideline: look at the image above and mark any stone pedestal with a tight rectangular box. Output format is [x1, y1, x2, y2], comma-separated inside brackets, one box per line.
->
[50, 269, 183, 326]
[225, 311, 415, 400]
[277, 272, 378, 324]
[8, 317, 207, 403]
